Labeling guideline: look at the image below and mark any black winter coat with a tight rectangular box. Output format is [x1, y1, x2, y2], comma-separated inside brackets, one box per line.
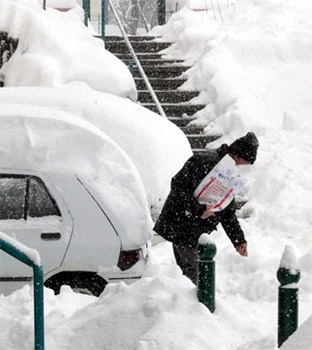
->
[153, 146, 247, 248]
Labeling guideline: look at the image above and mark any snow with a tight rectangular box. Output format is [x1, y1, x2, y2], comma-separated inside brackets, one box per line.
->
[0, 231, 41, 266]
[1, 0, 312, 349]
[0, 103, 153, 247]
[281, 315, 312, 350]
[198, 233, 215, 246]
[0, 86, 192, 219]
[0, 1, 137, 100]
[279, 245, 299, 272]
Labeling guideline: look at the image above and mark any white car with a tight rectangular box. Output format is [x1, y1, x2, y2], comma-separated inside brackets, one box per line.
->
[0, 104, 153, 296]
[0, 86, 193, 220]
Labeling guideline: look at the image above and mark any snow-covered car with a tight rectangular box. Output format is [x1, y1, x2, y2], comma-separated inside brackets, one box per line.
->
[0, 86, 193, 219]
[0, 104, 153, 296]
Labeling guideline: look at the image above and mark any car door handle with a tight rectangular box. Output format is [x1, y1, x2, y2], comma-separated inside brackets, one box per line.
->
[41, 232, 61, 241]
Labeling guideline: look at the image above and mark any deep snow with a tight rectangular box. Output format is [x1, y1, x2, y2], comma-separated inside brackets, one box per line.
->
[0, 0, 137, 100]
[1, 0, 312, 349]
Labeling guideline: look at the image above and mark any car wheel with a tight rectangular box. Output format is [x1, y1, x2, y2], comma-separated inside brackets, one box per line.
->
[45, 271, 107, 297]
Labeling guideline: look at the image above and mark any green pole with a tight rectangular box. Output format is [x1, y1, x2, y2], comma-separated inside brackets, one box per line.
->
[0, 237, 45, 350]
[33, 265, 45, 350]
[197, 235, 217, 313]
[277, 266, 301, 347]
[101, 0, 106, 41]
[157, 0, 166, 25]
[83, 0, 91, 27]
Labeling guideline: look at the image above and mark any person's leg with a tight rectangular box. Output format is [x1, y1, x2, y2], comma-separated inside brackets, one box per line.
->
[172, 243, 198, 284]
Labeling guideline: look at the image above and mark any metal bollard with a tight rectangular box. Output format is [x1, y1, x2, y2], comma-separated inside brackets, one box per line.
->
[197, 234, 217, 313]
[277, 246, 301, 347]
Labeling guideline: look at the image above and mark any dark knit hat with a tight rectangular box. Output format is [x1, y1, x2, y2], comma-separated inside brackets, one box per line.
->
[228, 132, 259, 164]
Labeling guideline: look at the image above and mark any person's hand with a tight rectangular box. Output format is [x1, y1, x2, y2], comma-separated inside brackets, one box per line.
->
[236, 243, 248, 256]
[200, 205, 215, 219]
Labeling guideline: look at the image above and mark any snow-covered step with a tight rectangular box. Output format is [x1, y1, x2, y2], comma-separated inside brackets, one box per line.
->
[167, 117, 196, 127]
[105, 40, 171, 54]
[123, 58, 184, 66]
[100, 35, 159, 42]
[133, 65, 189, 78]
[187, 134, 219, 149]
[143, 103, 206, 117]
[116, 53, 163, 61]
[138, 90, 199, 103]
[135, 78, 186, 91]
[180, 125, 204, 135]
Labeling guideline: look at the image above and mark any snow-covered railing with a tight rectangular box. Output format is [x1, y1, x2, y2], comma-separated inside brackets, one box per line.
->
[0, 232, 45, 350]
[107, 0, 167, 119]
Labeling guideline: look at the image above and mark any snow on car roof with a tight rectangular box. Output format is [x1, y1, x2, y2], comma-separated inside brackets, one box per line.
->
[0, 86, 193, 219]
[0, 103, 153, 247]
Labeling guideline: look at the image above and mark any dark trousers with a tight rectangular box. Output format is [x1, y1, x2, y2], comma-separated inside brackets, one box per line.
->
[173, 242, 198, 285]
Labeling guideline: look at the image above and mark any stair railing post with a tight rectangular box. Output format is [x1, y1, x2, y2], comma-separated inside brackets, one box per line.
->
[83, 0, 91, 27]
[277, 245, 300, 348]
[197, 233, 216, 313]
[157, 0, 166, 25]
[101, 0, 106, 41]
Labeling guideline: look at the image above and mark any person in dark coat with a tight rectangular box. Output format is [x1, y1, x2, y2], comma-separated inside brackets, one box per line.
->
[153, 132, 259, 284]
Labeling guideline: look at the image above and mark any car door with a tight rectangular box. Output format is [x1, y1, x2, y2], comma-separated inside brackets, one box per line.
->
[0, 172, 73, 294]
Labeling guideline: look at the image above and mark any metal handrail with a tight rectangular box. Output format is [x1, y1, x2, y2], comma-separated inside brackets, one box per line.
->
[107, 0, 167, 119]
[0, 233, 45, 350]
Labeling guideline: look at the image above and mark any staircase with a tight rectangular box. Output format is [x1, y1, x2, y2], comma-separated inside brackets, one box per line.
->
[104, 35, 220, 153]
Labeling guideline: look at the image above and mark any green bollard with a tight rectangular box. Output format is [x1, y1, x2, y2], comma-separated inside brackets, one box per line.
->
[197, 234, 217, 313]
[277, 246, 301, 347]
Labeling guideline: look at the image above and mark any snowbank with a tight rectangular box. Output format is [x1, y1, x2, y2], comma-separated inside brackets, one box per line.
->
[281, 315, 312, 350]
[0, 1, 137, 100]
[0, 243, 279, 350]
[0, 86, 192, 218]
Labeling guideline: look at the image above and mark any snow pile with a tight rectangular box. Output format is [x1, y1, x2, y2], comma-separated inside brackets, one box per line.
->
[0, 86, 192, 218]
[0, 103, 153, 245]
[0, 0, 136, 100]
[0, 243, 279, 350]
[281, 315, 312, 350]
